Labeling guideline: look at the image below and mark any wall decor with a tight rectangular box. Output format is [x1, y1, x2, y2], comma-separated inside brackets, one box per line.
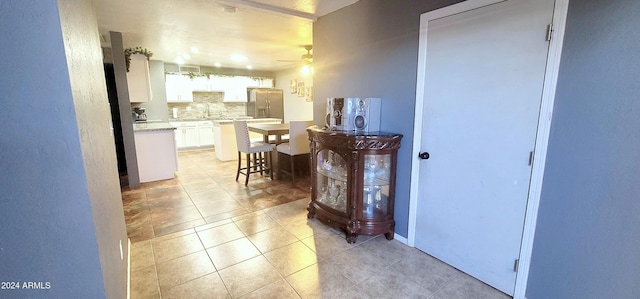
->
[306, 86, 313, 102]
[290, 79, 297, 94]
[297, 81, 305, 97]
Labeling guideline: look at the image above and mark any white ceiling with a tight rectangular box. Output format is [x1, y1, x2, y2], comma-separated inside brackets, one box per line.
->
[94, 0, 358, 71]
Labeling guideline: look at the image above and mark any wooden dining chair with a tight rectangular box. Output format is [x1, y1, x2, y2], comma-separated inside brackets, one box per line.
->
[233, 120, 275, 185]
[276, 120, 314, 186]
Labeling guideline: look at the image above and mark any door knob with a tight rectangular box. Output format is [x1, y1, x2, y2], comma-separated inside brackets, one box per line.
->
[418, 152, 430, 160]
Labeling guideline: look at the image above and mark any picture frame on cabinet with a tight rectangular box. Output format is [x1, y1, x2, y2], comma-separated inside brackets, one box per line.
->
[297, 82, 305, 97]
[290, 79, 297, 94]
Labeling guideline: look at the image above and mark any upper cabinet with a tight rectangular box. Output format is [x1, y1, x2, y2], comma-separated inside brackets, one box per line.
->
[165, 74, 193, 102]
[164, 73, 275, 103]
[127, 54, 153, 102]
[223, 76, 253, 102]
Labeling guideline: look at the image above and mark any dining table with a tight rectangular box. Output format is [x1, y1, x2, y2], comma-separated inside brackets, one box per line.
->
[247, 123, 290, 145]
[247, 123, 290, 179]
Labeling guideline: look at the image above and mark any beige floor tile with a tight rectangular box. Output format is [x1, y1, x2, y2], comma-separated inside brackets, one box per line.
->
[300, 229, 354, 260]
[204, 208, 251, 224]
[194, 218, 233, 232]
[181, 180, 221, 195]
[386, 250, 462, 293]
[150, 205, 203, 228]
[130, 240, 155, 271]
[197, 222, 245, 248]
[357, 268, 434, 299]
[282, 218, 326, 240]
[218, 256, 282, 298]
[190, 189, 235, 203]
[264, 241, 318, 276]
[124, 150, 505, 299]
[153, 218, 206, 237]
[196, 199, 244, 218]
[247, 226, 299, 254]
[285, 262, 353, 298]
[130, 265, 160, 299]
[153, 233, 204, 263]
[233, 212, 279, 235]
[207, 237, 261, 270]
[161, 273, 230, 299]
[239, 279, 300, 299]
[321, 245, 395, 284]
[355, 235, 416, 264]
[152, 228, 196, 243]
[433, 272, 510, 299]
[156, 251, 216, 292]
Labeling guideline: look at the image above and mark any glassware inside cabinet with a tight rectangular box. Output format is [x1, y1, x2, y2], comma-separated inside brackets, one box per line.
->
[362, 154, 391, 218]
[316, 149, 348, 213]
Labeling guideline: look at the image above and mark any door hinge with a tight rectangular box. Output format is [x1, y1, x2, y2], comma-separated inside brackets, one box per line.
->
[528, 151, 534, 166]
[514, 259, 520, 272]
[545, 24, 553, 41]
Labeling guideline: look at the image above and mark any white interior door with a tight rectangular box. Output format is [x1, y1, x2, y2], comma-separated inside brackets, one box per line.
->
[414, 0, 555, 295]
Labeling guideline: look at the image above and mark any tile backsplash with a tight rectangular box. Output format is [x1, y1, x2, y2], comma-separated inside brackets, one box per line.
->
[167, 92, 246, 119]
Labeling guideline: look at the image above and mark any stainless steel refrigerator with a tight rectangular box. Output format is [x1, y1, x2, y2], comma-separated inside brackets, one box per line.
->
[247, 88, 284, 119]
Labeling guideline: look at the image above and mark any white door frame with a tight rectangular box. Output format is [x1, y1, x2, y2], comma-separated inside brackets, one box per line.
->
[407, 0, 569, 298]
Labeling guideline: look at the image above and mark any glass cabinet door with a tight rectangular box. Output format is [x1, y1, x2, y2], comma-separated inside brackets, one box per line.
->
[362, 154, 391, 218]
[315, 149, 348, 213]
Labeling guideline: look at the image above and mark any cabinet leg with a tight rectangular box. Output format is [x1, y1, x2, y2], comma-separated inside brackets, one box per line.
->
[384, 232, 395, 240]
[307, 204, 316, 219]
[346, 233, 358, 244]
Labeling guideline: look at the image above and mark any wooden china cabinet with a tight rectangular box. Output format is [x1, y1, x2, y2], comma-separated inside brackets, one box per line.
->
[306, 126, 403, 243]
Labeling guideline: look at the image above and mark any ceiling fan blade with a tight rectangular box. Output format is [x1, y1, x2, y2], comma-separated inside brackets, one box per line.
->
[276, 59, 301, 63]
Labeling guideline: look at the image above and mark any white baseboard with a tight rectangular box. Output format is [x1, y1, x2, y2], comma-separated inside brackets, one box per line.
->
[127, 238, 131, 299]
[394, 233, 409, 245]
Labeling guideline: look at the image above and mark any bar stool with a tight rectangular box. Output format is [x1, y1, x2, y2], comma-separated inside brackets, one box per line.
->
[233, 120, 275, 185]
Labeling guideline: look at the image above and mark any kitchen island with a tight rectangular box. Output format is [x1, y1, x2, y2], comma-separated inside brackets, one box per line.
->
[213, 118, 282, 161]
[133, 122, 178, 183]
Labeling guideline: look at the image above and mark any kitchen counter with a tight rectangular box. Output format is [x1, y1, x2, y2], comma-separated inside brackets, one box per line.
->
[213, 118, 283, 161]
[168, 116, 254, 122]
[212, 118, 282, 125]
[133, 122, 178, 182]
[133, 121, 176, 132]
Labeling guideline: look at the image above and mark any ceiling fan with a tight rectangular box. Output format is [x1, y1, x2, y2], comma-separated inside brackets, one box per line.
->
[278, 45, 313, 64]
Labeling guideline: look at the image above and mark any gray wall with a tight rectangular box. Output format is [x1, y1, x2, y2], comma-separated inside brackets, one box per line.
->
[313, 0, 463, 237]
[526, 0, 640, 298]
[0, 0, 127, 297]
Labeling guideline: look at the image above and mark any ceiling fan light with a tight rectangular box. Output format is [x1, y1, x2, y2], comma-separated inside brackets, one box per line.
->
[301, 65, 311, 75]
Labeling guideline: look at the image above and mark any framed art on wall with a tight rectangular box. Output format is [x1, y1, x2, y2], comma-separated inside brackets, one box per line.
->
[290, 79, 297, 94]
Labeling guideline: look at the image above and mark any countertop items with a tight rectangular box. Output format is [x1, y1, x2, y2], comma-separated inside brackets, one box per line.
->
[133, 121, 176, 132]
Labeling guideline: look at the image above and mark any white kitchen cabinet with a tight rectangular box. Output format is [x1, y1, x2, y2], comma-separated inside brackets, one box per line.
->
[166, 74, 193, 102]
[172, 122, 199, 148]
[126, 54, 153, 102]
[198, 121, 214, 147]
[191, 76, 209, 91]
[260, 78, 274, 88]
[134, 129, 178, 182]
[208, 76, 225, 91]
[223, 76, 253, 102]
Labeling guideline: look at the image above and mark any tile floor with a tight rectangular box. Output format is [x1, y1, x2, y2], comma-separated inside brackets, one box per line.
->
[122, 150, 510, 298]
